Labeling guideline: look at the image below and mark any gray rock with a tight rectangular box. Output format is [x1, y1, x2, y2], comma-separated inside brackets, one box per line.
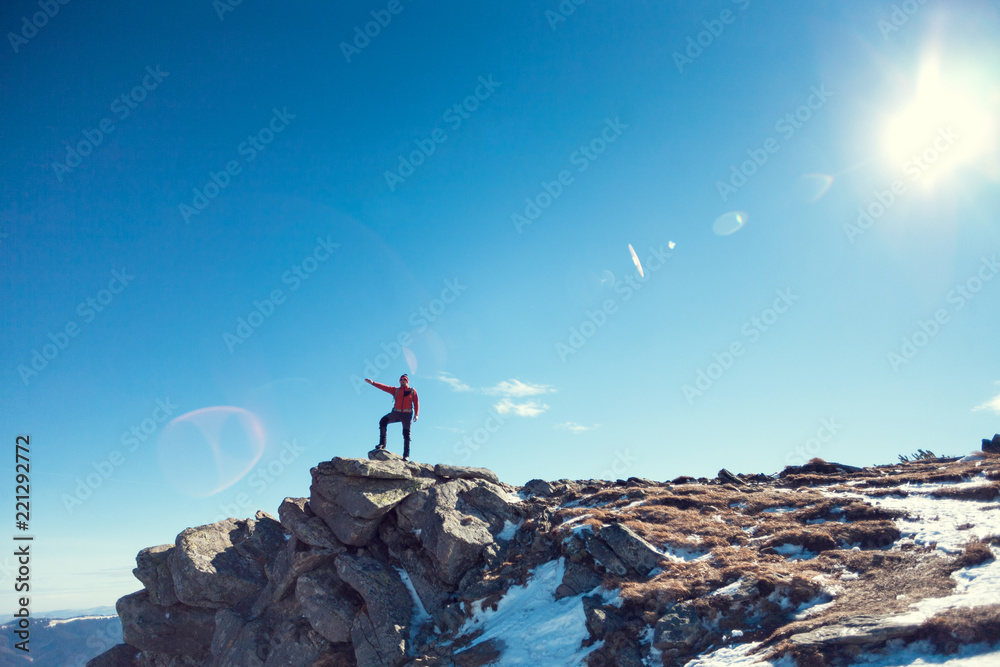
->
[397, 480, 495, 585]
[323, 457, 414, 480]
[583, 595, 625, 639]
[653, 602, 702, 650]
[210, 608, 267, 667]
[984, 434, 1000, 454]
[308, 491, 384, 546]
[555, 561, 602, 599]
[453, 637, 506, 666]
[336, 553, 413, 666]
[598, 523, 664, 576]
[521, 479, 555, 497]
[321, 475, 436, 521]
[270, 536, 341, 604]
[459, 483, 522, 534]
[584, 535, 628, 576]
[788, 614, 920, 648]
[434, 464, 500, 485]
[370, 447, 403, 461]
[133, 544, 179, 607]
[263, 619, 334, 667]
[718, 469, 746, 486]
[117, 590, 216, 659]
[168, 518, 271, 609]
[278, 497, 345, 551]
[86, 643, 140, 667]
[296, 567, 360, 643]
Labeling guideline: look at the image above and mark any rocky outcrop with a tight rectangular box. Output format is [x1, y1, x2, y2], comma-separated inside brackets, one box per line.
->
[95, 450, 1000, 667]
[984, 434, 1000, 454]
[99, 453, 523, 667]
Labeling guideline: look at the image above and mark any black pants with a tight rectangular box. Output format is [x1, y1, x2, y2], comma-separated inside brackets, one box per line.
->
[379, 410, 412, 458]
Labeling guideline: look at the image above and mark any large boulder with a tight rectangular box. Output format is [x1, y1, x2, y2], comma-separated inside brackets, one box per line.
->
[296, 567, 360, 644]
[278, 497, 345, 551]
[396, 480, 495, 586]
[336, 553, 413, 667]
[133, 544, 179, 607]
[168, 515, 284, 609]
[787, 614, 921, 649]
[984, 434, 1000, 454]
[598, 523, 665, 576]
[308, 492, 384, 546]
[434, 463, 500, 485]
[652, 602, 702, 650]
[211, 609, 267, 667]
[262, 619, 340, 667]
[310, 458, 436, 546]
[116, 591, 216, 659]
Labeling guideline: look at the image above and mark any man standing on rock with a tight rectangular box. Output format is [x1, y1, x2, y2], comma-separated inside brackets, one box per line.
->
[365, 374, 419, 461]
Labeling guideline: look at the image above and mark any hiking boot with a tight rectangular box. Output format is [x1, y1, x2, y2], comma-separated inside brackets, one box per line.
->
[402, 455, 409, 461]
[376, 444, 386, 450]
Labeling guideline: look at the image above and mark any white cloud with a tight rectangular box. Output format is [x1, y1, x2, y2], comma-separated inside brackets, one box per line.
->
[483, 379, 556, 397]
[437, 372, 472, 392]
[494, 398, 550, 418]
[555, 422, 599, 433]
[973, 391, 1000, 414]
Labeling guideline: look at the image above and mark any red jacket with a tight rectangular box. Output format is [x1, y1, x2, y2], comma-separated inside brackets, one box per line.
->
[371, 381, 419, 416]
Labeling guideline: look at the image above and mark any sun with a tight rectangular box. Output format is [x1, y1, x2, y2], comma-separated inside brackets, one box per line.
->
[881, 53, 998, 188]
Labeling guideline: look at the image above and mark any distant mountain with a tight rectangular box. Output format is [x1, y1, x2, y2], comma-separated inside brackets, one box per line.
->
[0, 613, 122, 666]
[3, 605, 116, 622]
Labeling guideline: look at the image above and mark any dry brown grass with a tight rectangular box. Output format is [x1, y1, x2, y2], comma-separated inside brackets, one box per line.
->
[932, 483, 1000, 502]
[920, 604, 1000, 653]
[952, 539, 996, 569]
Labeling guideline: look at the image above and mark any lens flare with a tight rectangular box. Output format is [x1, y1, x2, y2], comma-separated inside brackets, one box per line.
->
[403, 346, 418, 374]
[713, 211, 748, 236]
[628, 244, 644, 277]
[799, 173, 834, 203]
[156, 406, 266, 498]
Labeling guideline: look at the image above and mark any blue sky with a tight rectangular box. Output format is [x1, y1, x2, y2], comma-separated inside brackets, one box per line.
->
[2, 1, 999, 613]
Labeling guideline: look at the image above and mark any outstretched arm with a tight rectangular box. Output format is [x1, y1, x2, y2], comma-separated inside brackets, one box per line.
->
[365, 379, 396, 395]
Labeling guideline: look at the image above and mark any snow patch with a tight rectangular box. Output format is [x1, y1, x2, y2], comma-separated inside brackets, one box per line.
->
[455, 558, 602, 666]
[498, 519, 522, 541]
